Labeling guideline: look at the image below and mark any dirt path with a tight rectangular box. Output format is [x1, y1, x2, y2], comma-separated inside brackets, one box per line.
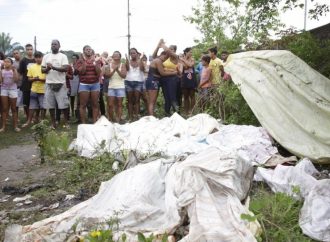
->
[0, 144, 76, 241]
[0, 144, 45, 184]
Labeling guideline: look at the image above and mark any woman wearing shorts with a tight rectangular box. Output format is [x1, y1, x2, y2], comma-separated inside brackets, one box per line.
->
[105, 51, 127, 123]
[125, 48, 145, 121]
[0, 58, 20, 132]
[74, 45, 102, 123]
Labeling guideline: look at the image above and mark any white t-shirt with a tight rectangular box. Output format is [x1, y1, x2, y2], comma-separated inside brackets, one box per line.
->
[42, 52, 68, 84]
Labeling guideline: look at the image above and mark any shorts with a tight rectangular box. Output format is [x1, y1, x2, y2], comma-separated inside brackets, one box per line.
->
[108, 88, 126, 97]
[29, 92, 45, 109]
[125, 80, 143, 92]
[16, 89, 23, 107]
[146, 75, 160, 90]
[23, 90, 31, 107]
[1, 88, 18, 98]
[79, 82, 100, 93]
[103, 78, 110, 93]
[44, 83, 69, 109]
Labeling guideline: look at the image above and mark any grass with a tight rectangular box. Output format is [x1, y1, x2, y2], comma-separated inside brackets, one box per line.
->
[248, 183, 316, 242]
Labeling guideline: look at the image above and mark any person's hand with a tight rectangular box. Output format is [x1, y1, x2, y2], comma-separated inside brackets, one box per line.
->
[46, 63, 53, 69]
[158, 39, 164, 48]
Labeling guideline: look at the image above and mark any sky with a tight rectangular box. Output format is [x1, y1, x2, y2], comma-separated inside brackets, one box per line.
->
[0, 0, 329, 56]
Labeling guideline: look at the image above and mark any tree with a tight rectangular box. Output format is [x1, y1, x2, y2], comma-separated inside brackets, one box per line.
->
[184, 0, 329, 53]
[184, 0, 282, 53]
[0, 32, 24, 56]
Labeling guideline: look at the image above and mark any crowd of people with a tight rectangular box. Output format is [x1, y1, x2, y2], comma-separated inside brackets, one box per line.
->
[0, 39, 230, 132]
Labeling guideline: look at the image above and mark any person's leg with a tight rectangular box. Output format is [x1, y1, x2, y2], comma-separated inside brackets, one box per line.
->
[0, 96, 9, 131]
[141, 90, 148, 115]
[176, 79, 182, 111]
[55, 85, 70, 126]
[34, 109, 40, 123]
[22, 90, 30, 121]
[168, 76, 179, 113]
[55, 103, 61, 124]
[189, 89, 196, 115]
[126, 91, 134, 121]
[117, 97, 124, 123]
[99, 85, 105, 116]
[161, 77, 171, 115]
[108, 96, 116, 122]
[75, 94, 80, 122]
[70, 96, 75, 118]
[49, 109, 56, 128]
[90, 90, 100, 123]
[9, 97, 20, 131]
[147, 90, 158, 116]
[182, 88, 189, 116]
[22, 92, 35, 127]
[79, 91, 89, 124]
[133, 90, 141, 119]
[44, 85, 57, 128]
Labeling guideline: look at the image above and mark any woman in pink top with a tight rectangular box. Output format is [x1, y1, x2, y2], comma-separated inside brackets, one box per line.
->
[0, 58, 20, 132]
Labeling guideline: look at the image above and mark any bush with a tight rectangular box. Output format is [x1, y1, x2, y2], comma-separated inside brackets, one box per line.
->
[193, 82, 259, 125]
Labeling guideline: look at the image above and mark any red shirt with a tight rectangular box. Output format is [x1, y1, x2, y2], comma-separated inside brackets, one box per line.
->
[75, 59, 100, 84]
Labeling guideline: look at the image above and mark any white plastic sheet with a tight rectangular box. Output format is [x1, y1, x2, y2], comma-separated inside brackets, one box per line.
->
[225, 50, 330, 163]
[5, 148, 260, 242]
[74, 114, 278, 166]
[255, 159, 330, 241]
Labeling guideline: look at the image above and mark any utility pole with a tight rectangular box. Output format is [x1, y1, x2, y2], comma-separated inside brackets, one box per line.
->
[34, 36, 37, 52]
[304, 0, 307, 31]
[127, 0, 131, 55]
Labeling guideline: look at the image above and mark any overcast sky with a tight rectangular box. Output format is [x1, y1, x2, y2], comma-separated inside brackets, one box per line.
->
[0, 0, 329, 56]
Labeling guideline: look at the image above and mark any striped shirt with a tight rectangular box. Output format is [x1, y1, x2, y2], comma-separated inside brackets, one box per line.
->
[76, 59, 100, 84]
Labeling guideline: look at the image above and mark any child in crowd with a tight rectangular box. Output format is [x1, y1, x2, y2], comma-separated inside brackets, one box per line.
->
[22, 51, 46, 127]
[198, 55, 212, 110]
[0, 57, 20, 132]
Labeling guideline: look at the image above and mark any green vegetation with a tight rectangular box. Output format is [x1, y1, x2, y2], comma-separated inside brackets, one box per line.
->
[247, 183, 316, 242]
[0, 32, 24, 56]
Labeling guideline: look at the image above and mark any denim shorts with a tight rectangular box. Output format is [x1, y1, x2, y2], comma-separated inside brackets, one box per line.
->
[79, 82, 100, 93]
[1, 88, 18, 98]
[29, 92, 45, 109]
[125, 80, 143, 92]
[146, 75, 160, 90]
[108, 88, 126, 97]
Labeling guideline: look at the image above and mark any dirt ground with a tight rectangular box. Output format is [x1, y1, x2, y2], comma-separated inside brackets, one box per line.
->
[0, 143, 81, 241]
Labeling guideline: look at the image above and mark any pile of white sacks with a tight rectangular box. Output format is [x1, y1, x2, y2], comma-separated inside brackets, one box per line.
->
[5, 114, 330, 242]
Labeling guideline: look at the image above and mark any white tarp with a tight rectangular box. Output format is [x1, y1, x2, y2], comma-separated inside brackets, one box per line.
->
[5, 148, 260, 242]
[74, 113, 279, 166]
[225, 50, 330, 163]
[255, 159, 330, 241]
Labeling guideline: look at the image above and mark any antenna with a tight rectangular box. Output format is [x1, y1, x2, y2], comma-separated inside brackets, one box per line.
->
[34, 36, 37, 52]
[127, 0, 131, 55]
